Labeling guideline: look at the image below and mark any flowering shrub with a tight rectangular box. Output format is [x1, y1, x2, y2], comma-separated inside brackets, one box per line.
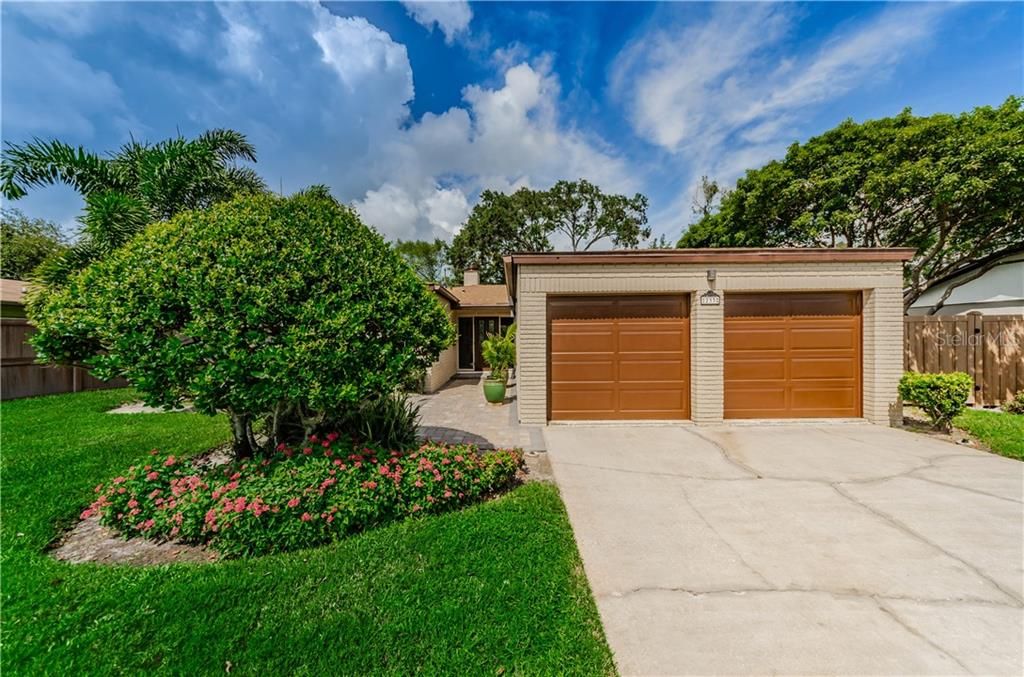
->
[83, 435, 522, 557]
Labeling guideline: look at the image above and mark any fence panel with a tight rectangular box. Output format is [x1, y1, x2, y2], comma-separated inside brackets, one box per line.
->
[904, 314, 1024, 406]
[1, 318, 127, 400]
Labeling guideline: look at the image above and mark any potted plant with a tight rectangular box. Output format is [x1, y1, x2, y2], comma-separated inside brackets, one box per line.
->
[481, 324, 516, 404]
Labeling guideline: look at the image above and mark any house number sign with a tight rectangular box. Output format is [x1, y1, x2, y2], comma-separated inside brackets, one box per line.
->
[699, 290, 721, 306]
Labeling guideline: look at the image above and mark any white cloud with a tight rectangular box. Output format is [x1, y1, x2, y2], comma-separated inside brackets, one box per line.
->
[401, 1, 472, 44]
[611, 2, 959, 240]
[216, 3, 264, 82]
[423, 188, 471, 234]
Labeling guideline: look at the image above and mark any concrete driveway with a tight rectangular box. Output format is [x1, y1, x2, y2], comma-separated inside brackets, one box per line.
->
[544, 423, 1023, 676]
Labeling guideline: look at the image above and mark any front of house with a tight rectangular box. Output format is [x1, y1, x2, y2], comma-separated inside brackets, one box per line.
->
[425, 269, 513, 392]
[502, 248, 914, 426]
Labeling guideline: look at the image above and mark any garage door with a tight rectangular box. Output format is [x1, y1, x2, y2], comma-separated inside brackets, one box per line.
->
[549, 295, 690, 420]
[724, 292, 861, 418]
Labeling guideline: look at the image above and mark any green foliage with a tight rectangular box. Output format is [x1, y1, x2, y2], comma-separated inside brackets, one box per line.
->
[481, 323, 516, 381]
[28, 189, 455, 456]
[85, 439, 523, 557]
[393, 238, 450, 283]
[449, 180, 650, 283]
[0, 207, 68, 279]
[332, 393, 423, 449]
[1, 389, 614, 674]
[679, 97, 1024, 309]
[1, 129, 265, 285]
[1003, 391, 1024, 415]
[899, 371, 974, 431]
[955, 408, 1024, 461]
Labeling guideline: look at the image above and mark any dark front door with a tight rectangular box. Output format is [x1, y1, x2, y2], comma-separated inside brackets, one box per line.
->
[474, 317, 500, 370]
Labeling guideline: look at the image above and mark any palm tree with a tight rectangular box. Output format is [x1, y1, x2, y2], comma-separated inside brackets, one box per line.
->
[1, 129, 266, 283]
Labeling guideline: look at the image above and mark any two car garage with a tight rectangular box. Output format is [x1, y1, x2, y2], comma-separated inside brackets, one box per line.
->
[548, 291, 862, 421]
[506, 249, 912, 427]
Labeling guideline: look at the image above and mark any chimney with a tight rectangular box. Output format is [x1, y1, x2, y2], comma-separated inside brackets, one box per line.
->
[463, 268, 480, 286]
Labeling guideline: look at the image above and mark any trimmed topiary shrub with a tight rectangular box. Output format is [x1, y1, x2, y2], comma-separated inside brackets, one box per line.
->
[82, 437, 522, 557]
[29, 187, 454, 456]
[898, 371, 974, 431]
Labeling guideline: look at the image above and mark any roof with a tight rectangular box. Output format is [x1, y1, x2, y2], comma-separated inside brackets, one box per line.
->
[502, 247, 916, 299]
[446, 284, 510, 307]
[917, 244, 1024, 292]
[0, 279, 28, 305]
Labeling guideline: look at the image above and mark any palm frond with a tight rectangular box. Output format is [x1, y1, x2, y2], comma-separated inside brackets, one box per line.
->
[80, 191, 153, 252]
[1, 139, 118, 200]
[197, 129, 258, 163]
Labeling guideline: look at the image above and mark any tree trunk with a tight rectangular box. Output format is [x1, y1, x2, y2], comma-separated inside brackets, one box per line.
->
[229, 412, 258, 458]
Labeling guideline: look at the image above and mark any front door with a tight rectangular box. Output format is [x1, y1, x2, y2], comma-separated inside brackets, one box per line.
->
[474, 317, 500, 370]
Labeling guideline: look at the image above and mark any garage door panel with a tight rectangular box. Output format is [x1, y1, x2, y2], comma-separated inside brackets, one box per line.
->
[549, 295, 689, 420]
[725, 327, 786, 351]
[618, 359, 687, 382]
[725, 292, 861, 419]
[549, 327, 614, 353]
[790, 326, 857, 350]
[724, 358, 787, 381]
[790, 357, 859, 380]
[550, 360, 615, 382]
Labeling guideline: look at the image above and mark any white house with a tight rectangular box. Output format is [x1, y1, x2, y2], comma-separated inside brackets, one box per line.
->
[907, 247, 1024, 316]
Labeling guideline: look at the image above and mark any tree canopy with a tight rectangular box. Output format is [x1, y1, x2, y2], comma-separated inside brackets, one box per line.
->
[393, 238, 450, 283]
[678, 97, 1024, 309]
[1, 129, 266, 284]
[448, 180, 649, 283]
[0, 208, 68, 280]
[28, 188, 453, 456]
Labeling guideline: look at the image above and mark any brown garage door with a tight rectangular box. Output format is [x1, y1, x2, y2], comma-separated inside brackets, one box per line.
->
[549, 295, 690, 420]
[724, 292, 861, 418]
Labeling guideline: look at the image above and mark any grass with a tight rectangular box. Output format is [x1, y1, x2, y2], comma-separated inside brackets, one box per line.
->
[1, 389, 614, 675]
[954, 408, 1024, 461]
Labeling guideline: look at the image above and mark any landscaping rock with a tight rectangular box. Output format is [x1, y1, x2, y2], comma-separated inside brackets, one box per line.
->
[51, 516, 216, 565]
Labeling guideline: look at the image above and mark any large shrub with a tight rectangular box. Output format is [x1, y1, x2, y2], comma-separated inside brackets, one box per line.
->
[29, 188, 454, 455]
[1003, 391, 1024, 415]
[82, 438, 522, 557]
[898, 371, 974, 431]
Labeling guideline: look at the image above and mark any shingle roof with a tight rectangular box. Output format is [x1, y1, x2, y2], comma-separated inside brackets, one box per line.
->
[0, 279, 28, 305]
[446, 284, 510, 307]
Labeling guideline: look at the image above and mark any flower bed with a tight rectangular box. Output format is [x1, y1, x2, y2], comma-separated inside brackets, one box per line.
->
[83, 436, 522, 557]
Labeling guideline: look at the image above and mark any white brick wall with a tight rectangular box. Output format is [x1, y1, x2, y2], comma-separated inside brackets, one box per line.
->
[515, 260, 905, 426]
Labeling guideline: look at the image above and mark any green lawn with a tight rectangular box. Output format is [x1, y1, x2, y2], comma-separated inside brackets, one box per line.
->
[1, 389, 614, 675]
[955, 408, 1024, 461]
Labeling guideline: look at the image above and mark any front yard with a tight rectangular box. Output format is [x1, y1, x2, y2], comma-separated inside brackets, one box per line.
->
[1, 389, 614, 675]
[954, 408, 1024, 461]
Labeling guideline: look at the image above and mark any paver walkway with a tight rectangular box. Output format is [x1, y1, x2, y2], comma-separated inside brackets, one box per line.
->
[545, 422, 1024, 676]
[414, 377, 531, 450]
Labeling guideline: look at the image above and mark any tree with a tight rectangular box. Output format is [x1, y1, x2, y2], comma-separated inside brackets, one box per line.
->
[28, 188, 454, 457]
[448, 188, 551, 283]
[545, 179, 650, 252]
[0, 208, 68, 279]
[690, 175, 722, 219]
[678, 97, 1024, 309]
[393, 238, 450, 283]
[1, 129, 266, 284]
[448, 180, 650, 283]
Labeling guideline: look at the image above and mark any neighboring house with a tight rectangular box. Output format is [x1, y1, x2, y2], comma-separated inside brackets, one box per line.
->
[501, 248, 913, 426]
[424, 269, 513, 392]
[1, 278, 125, 400]
[907, 246, 1024, 316]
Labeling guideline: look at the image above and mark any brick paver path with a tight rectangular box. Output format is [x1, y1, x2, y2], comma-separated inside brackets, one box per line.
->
[413, 377, 530, 450]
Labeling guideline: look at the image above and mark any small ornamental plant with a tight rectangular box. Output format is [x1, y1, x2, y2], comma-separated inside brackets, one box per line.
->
[898, 371, 974, 432]
[83, 436, 522, 557]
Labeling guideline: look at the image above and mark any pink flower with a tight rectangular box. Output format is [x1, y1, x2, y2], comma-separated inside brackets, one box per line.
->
[362, 480, 377, 490]
[276, 442, 288, 452]
[414, 480, 424, 488]
[302, 447, 313, 456]
[443, 490, 453, 499]
[94, 484, 104, 493]
[287, 497, 301, 508]
[455, 455, 464, 462]
[326, 432, 339, 442]
[326, 514, 334, 523]
[146, 471, 159, 481]
[300, 512, 313, 522]
[112, 476, 126, 485]
[163, 456, 177, 467]
[127, 499, 139, 509]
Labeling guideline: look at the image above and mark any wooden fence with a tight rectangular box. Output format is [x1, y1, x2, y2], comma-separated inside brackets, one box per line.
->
[1, 318, 126, 401]
[904, 314, 1024, 406]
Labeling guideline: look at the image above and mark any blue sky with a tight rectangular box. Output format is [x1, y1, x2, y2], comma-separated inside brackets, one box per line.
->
[2, 1, 1020, 245]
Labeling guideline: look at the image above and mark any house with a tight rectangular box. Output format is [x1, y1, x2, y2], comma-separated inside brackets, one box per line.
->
[424, 268, 513, 392]
[501, 248, 914, 426]
[907, 246, 1024, 316]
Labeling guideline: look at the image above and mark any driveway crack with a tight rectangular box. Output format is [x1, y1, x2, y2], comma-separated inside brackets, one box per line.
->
[874, 598, 974, 673]
[831, 483, 1023, 606]
[685, 428, 762, 478]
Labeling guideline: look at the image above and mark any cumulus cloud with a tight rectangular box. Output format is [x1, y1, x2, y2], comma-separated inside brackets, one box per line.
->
[401, 1, 472, 44]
